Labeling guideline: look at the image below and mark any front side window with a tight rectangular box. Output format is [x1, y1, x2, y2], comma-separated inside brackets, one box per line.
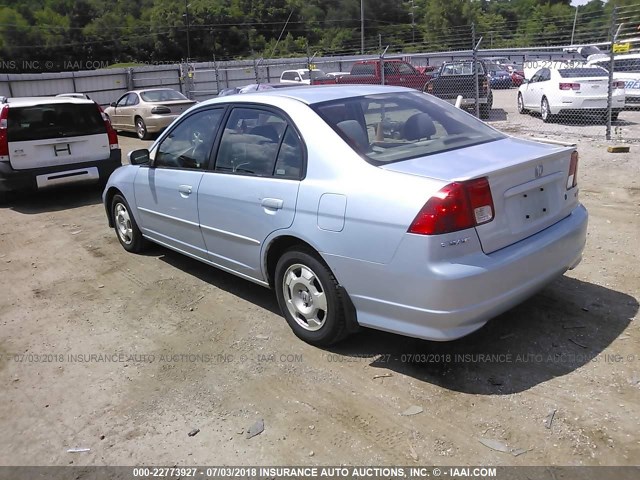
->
[215, 108, 288, 176]
[154, 109, 223, 169]
[398, 63, 417, 75]
[314, 91, 504, 165]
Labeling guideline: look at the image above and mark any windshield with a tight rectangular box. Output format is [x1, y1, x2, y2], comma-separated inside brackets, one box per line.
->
[559, 68, 608, 78]
[313, 91, 505, 165]
[300, 70, 327, 80]
[594, 58, 640, 73]
[140, 89, 188, 102]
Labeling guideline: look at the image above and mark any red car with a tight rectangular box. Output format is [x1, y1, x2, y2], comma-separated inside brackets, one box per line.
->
[510, 71, 525, 87]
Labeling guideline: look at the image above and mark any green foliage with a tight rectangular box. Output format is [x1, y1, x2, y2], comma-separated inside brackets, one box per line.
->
[0, 0, 635, 71]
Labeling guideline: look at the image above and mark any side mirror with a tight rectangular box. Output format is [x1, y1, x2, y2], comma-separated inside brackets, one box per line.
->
[110, 102, 117, 107]
[129, 149, 150, 166]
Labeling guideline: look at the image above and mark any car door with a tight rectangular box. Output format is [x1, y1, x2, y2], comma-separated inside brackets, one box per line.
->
[120, 93, 140, 130]
[110, 93, 133, 129]
[522, 69, 543, 110]
[197, 106, 304, 281]
[134, 108, 225, 258]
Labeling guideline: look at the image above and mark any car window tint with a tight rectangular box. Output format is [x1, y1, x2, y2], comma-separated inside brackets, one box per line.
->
[215, 108, 286, 176]
[274, 127, 304, 179]
[116, 95, 129, 107]
[155, 109, 223, 170]
[398, 63, 416, 75]
[140, 89, 187, 102]
[126, 94, 139, 106]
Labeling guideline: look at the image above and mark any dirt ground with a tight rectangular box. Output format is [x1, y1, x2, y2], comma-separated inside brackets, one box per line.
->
[1, 92, 639, 467]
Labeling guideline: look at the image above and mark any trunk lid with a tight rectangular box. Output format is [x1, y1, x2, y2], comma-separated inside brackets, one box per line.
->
[155, 100, 195, 115]
[381, 137, 579, 254]
[7, 102, 111, 170]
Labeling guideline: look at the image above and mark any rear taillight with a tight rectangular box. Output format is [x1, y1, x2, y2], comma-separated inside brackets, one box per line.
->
[613, 81, 626, 89]
[559, 83, 580, 91]
[0, 104, 9, 162]
[408, 177, 494, 235]
[567, 151, 579, 190]
[151, 106, 171, 114]
[99, 107, 119, 150]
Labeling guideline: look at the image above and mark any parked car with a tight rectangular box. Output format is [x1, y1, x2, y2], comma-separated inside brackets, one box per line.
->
[103, 85, 587, 346]
[280, 69, 331, 85]
[104, 88, 196, 140]
[0, 96, 120, 202]
[586, 53, 640, 110]
[335, 59, 433, 90]
[510, 71, 525, 87]
[488, 69, 513, 89]
[424, 60, 493, 118]
[517, 66, 626, 122]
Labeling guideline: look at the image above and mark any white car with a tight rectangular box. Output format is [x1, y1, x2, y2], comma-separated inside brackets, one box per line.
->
[587, 53, 640, 110]
[279, 69, 327, 84]
[517, 66, 625, 122]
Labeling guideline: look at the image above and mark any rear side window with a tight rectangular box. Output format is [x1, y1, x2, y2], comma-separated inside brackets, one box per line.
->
[351, 64, 375, 75]
[7, 103, 104, 142]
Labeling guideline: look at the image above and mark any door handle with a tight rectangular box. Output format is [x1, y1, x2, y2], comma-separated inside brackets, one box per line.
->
[178, 184, 193, 197]
[261, 198, 283, 210]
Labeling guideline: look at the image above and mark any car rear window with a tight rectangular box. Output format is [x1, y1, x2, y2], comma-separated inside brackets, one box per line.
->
[313, 91, 505, 165]
[558, 68, 608, 78]
[140, 90, 187, 102]
[7, 103, 105, 142]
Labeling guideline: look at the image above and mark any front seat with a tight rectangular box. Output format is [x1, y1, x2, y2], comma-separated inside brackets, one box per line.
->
[402, 113, 436, 141]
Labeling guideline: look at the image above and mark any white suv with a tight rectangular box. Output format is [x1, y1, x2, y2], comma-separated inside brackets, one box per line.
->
[0, 96, 121, 201]
[587, 53, 640, 109]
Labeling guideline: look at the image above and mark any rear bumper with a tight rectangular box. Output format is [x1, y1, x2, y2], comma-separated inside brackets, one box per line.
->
[144, 115, 180, 133]
[0, 150, 122, 193]
[325, 204, 588, 341]
[554, 95, 625, 114]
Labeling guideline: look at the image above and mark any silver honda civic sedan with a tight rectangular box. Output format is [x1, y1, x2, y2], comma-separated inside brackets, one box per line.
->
[103, 85, 588, 346]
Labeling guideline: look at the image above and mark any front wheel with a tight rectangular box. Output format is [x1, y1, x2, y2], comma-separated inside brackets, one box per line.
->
[135, 117, 151, 140]
[541, 97, 555, 123]
[111, 194, 146, 253]
[274, 248, 347, 346]
[517, 93, 528, 114]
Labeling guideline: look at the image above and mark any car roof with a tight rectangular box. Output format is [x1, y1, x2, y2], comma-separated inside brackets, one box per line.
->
[198, 84, 414, 107]
[126, 88, 181, 94]
[3, 96, 96, 107]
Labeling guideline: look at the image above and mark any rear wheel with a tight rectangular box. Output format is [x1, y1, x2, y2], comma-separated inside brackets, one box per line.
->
[274, 248, 347, 346]
[517, 93, 528, 114]
[135, 117, 150, 140]
[541, 97, 555, 123]
[111, 194, 146, 253]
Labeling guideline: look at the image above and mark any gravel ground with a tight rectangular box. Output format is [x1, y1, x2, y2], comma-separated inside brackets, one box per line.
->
[0, 98, 638, 467]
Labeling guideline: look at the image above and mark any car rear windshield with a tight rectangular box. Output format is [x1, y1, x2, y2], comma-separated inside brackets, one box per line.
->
[140, 89, 188, 102]
[7, 103, 105, 142]
[440, 62, 485, 76]
[313, 91, 505, 165]
[300, 70, 326, 80]
[558, 68, 608, 78]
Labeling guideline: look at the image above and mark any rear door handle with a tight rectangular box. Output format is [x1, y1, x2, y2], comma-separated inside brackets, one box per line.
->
[261, 198, 283, 210]
[178, 184, 193, 197]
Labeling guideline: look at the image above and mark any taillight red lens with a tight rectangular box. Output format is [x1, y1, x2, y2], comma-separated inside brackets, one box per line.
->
[408, 177, 494, 235]
[99, 106, 119, 150]
[567, 151, 578, 190]
[559, 83, 580, 91]
[0, 105, 9, 161]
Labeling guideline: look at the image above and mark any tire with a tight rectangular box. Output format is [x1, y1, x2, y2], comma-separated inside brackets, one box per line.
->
[135, 117, 151, 140]
[479, 103, 490, 119]
[111, 194, 146, 253]
[517, 93, 528, 114]
[541, 97, 555, 123]
[274, 248, 347, 346]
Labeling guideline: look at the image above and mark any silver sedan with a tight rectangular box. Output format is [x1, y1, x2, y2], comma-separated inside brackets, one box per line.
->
[103, 85, 588, 346]
[104, 88, 195, 140]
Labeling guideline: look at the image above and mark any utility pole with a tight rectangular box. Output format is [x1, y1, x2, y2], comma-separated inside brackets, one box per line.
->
[184, 0, 191, 61]
[361, 0, 365, 55]
[410, 0, 415, 44]
[571, 6, 579, 45]
[606, 8, 622, 140]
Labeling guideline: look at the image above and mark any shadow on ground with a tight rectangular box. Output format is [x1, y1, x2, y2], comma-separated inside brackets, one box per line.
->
[330, 275, 637, 395]
[2, 185, 103, 214]
[143, 246, 638, 395]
